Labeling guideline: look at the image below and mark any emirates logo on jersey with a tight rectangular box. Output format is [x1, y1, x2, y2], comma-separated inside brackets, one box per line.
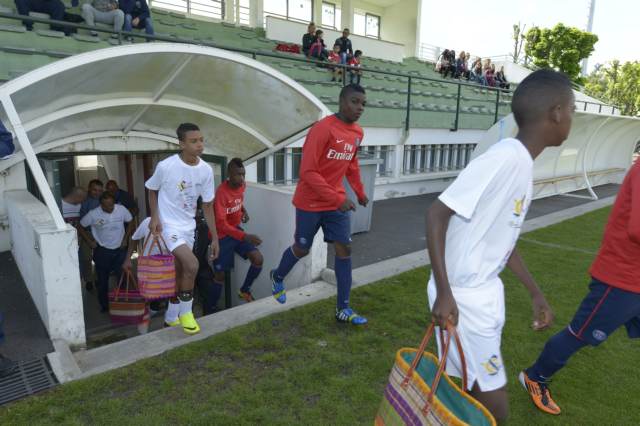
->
[327, 149, 354, 161]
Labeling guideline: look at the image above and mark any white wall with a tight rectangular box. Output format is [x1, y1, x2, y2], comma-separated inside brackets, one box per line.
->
[0, 162, 27, 252]
[5, 190, 86, 346]
[265, 16, 406, 62]
[380, 0, 418, 58]
[229, 183, 327, 306]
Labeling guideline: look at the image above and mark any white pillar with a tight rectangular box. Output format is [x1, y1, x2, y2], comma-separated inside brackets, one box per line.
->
[225, 0, 235, 23]
[341, 0, 352, 31]
[250, 0, 264, 28]
[312, 0, 322, 27]
[393, 144, 403, 179]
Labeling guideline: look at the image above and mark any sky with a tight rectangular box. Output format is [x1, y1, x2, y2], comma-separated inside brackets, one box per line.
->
[419, 0, 638, 71]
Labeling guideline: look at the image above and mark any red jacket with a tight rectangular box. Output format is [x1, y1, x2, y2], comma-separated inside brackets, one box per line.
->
[590, 161, 640, 293]
[214, 181, 245, 240]
[293, 115, 366, 212]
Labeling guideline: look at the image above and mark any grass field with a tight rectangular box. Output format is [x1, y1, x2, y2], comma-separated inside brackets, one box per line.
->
[2, 206, 638, 425]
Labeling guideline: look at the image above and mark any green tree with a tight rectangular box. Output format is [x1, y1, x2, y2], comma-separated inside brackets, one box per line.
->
[524, 23, 598, 81]
[585, 60, 640, 116]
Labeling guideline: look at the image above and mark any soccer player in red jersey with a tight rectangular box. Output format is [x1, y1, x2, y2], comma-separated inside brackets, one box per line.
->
[212, 158, 264, 304]
[521, 160, 640, 415]
[270, 84, 369, 325]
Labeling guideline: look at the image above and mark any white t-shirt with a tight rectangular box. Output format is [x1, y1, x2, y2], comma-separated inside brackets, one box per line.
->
[144, 154, 214, 231]
[431, 138, 533, 289]
[80, 204, 133, 250]
[61, 200, 81, 223]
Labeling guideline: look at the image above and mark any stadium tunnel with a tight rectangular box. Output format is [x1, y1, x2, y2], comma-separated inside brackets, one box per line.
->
[0, 42, 331, 346]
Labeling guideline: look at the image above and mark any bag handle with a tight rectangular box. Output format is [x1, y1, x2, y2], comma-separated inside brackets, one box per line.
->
[141, 233, 171, 256]
[400, 321, 468, 415]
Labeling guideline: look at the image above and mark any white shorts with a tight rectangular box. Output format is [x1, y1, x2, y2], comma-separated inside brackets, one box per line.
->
[427, 277, 506, 392]
[161, 226, 195, 252]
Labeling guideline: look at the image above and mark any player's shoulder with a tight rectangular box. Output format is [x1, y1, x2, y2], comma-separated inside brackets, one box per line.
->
[484, 138, 525, 162]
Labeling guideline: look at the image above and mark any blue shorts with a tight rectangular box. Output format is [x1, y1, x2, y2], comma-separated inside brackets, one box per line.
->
[568, 278, 640, 346]
[213, 236, 258, 272]
[294, 208, 351, 250]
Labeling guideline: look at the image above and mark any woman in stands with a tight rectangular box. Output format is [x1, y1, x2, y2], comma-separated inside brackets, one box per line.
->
[309, 29, 328, 61]
[496, 66, 510, 89]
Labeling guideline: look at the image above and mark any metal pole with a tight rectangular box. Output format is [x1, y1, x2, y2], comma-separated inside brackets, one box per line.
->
[0, 95, 67, 230]
[598, 104, 602, 113]
[405, 76, 412, 131]
[493, 89, 500, 124]
[453, 84, 461, 131]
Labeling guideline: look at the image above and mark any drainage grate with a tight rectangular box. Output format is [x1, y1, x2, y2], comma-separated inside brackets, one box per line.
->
[0, 358, 58, 406]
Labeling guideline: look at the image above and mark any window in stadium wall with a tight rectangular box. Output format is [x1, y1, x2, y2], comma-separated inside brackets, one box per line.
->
[322, 2, 341, 29]
[150, 0, 224, 19]
[291, 148, 303, 182]
[257, 158, 267, 183]
[273, 149, 286, 184]
[353, 10, 379, 38]
[264, 0, 312, 22]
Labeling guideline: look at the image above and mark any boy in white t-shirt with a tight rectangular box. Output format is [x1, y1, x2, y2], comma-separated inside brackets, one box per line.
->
[425, 69, 576, 423]
[145, 123, 219, 335]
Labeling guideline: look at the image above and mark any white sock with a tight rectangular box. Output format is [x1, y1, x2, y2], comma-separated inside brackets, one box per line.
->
[165, 301, 180, 323]
[178, 298, 193, 316]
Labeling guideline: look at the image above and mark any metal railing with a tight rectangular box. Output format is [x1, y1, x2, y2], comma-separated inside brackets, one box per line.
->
[0, 12, 621, 131]
[403, 143, 475, 175]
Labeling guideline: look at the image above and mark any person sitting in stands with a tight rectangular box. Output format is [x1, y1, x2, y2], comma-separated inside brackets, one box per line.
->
[335, 28, 353, 64]
[442, 49, 456, 78]
[302, 22, 316, 58]
[14, 0, 73, 35]
[348, 50, 363, 85]
[119, 0, 154, 41]
[435, 49, 449, 74]
[470, 58, 486, 85]
[0, 120, 15, 161]
[328, 44, 343, 82]
[309, 29, 328, 61]
[496, 66, 510, 89]
[485, 63, 496, 87]
[455, 51, 468, 79]
[81, 0, 124, 37]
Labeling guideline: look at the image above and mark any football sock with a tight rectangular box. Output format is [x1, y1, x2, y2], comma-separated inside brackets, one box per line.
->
[527, 328, 588, 382]
[335, 256, 352, 310]
[274, 247, 300, 282]
[165, 299, 180, 323]
[241, 265, 262, 292]
[178, 291, 194, 316]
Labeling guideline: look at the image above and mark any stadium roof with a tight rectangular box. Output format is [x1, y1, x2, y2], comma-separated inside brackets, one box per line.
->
[0, 42, 330, 165]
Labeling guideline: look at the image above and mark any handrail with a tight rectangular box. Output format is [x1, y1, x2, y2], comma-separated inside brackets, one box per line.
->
[0, 11, 621, 130]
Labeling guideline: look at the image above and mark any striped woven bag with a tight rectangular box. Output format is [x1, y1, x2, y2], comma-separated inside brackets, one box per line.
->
[108, 270, 146, 325]
[137, 235, 176, 300]
[375, 321, 496, 426]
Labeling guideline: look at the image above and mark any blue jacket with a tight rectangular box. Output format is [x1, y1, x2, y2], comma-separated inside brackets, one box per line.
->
[119, 0, 150, 20]
[0, 120, 15, 158]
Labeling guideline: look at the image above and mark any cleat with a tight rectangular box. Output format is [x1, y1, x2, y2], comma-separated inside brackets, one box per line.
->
[519, 370, 561, 415]
[270, 269, 287, 304]
[335, 308, 368, 325]
[178, 312, 200, 335]
[164, 318, 180, 328]
[238, 290, 255, 303]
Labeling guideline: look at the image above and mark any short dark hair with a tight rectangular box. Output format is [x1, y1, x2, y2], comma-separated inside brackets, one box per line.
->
[227, 157, 244, 172]
[343, 28, 349, 32]
[512, 69, 573, 127]
[88, 179, 103, 189]
[99, 191, 115, 203]
[354, 50, 362, 57]
[315, 29, 323, 36]
[339, 83, 366, 101]
[176, 123, 200, 141]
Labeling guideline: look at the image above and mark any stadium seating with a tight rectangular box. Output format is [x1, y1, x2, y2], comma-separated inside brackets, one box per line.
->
[0, 0, 512, 129]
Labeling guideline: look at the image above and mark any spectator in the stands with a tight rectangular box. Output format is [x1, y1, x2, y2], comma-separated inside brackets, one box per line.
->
[0, 120, 15, 161]
[106, 179, 138, 215]
[470, 58, 485, 85]
[335, 28, 353, 64]
[348, 50, 363, 85]
[485, 62, 496, 87]
[455, 51, 468, 79]
[120, 0, 154, 41]
[81, 0, 124, 36]
[61, 186, 87, 226]
[436, 49, 450, 76]
[496, 65, 510, 89]
[302, 22, 316, 57]
[328, 44, 343, 82]
[309, 29, 328, 61]
[14, 0, 73, 35]
[0, 312, 16, 378]
[442, 49, 456, 78]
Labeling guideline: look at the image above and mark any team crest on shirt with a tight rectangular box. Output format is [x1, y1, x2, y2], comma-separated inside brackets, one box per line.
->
[177, 180, 193, 192]
[513, 195, 526, 217]
[96, 219, 105, 226]
[481, 355, 502, 376]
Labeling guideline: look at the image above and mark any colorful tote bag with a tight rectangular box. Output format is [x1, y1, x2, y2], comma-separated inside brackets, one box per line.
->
[108, 270, 147, 325]
[376, 321, 496, 426]
[137, 235, 176, 300]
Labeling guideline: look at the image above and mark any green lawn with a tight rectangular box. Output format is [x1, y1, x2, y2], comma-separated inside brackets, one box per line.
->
[3, 207, 639, 425]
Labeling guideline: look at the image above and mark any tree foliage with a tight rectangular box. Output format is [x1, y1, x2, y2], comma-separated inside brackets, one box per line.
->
[585, 60, 640, 116]
[524, 23, 598, 81]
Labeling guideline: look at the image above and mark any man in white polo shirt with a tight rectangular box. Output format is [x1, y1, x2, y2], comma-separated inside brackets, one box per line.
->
[79, 191, 133, 312]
